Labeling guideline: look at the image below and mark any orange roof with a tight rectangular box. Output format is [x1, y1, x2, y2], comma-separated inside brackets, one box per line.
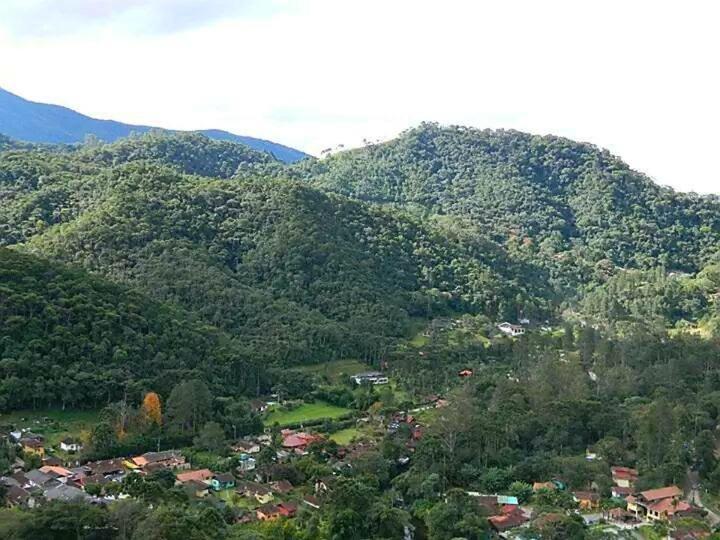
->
[39, 465, 72, 477]
[647, 497, 691, 515]
[640, 486, 682, 502]
[611, 466, 639, 480]
[132, 456, 148, 467]
[176, 469, 213, 483]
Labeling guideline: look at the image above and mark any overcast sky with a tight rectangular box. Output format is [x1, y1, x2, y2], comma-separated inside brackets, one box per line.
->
[0, 0, 718, 193]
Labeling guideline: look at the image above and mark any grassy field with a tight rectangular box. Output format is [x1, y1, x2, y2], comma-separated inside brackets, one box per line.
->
[264, 401, 351, 427]
[0, 409, 99, 449]
[329, 427, 361, 445]
[294, 359, 370, 384]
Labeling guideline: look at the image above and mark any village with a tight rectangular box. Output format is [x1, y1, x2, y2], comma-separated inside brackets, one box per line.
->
[1, 376, 716, 539]
[1, 322, 720, 540]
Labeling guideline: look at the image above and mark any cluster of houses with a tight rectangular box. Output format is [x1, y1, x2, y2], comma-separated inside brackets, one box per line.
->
[0, 424, 337, 522]
[478, 467, 703, 537]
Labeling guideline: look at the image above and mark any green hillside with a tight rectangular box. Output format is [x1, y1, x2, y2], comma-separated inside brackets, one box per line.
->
[288, 123, 720, 273]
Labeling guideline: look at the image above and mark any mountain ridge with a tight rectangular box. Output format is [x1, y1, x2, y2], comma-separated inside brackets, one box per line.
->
[0, 86, 309, 163]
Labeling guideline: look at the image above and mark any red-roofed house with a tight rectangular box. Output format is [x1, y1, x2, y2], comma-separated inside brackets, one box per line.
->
[628, 486, 690, 522]
[176, 469, 213, 484]
[611, 466, 639, 488]
[282, 431, 321, 453]
[488, 506, 528, 532]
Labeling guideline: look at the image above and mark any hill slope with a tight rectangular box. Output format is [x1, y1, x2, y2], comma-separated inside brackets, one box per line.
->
[0, 248, 252, 410]
[0, 86, 309, 162]
[288, 123, 720, 273]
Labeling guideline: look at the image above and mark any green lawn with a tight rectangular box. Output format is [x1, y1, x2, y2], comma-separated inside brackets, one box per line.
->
[329, 428, 361, 445]
[264, 401, 351, 427]
[294, 359, 371, 384]
[0, 409, 99, 449]
[216, 489, 257, 509]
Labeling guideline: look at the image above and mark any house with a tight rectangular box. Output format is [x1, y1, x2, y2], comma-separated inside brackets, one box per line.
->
[270, 479, 293, 494]
[256, 503, 282, 521]
[351, 371, 389, 385]
[20, 438, 44, 457]
[611, 485, 634, 498]
[87, 459, 125, 477]
[236, 481, 274, 504]
[611, 466, 639, 488]
[176, 469, 213, 484]
[282, 431, 321, 453]
[39, 465, 72, 479]
[59, 437, 83, 453]
[573, 491, 600, 510]
[44, 484, 89, 502]
[533, 481, 557, 492]
[488, 506, 529, 532]
[250, 400, 269, 413]
[5, 485, 34, 508]
[498, 322, 525, 337]
[458, 369, 474, 377]
[132, 450, 187, 472]
[184, 479, 210, 498]
[232, 440, 261, 454]
[25, 469, 52, 488]
[628, 486, 691, 522]
[211, 472, 236, 491]
[236, 453, 257, 473]
[277, 502, 298, 518]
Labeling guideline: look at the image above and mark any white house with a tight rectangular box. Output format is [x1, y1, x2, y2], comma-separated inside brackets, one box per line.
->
[60, 438, 83, 453]
[351, 372, 389, 385]
[497, 322, 525, 337]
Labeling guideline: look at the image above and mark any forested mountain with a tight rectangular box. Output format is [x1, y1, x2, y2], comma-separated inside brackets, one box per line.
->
[287, 123, 720, 273]
[0, 132, 551, 379]
[0, 86, 308, 162]
[2, 124, 720, 413]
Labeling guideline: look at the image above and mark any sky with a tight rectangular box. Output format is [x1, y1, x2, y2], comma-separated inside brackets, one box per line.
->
[0, 0, 718, 193]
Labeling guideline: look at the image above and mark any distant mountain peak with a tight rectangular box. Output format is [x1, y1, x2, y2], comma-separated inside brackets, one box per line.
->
[0, 86, 309, 163]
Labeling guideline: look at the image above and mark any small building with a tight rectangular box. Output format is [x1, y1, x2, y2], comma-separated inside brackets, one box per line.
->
[87, 459, 125, 477]
[236, 481, 274, 504]
[211, 472, 236, 491]
[256, 503, 282, 521]
[611, 466, 638, 488]
[59, 437, 83, 453]
[20, 438, 44, 457]
[282, 431, 322, 453]
[44, 484, 89, 503]
[184, 479, 210, 498]
[176, 469, 213, 485]
[573, 491, 600, 510]
[236, 454, 257, 472]
[458, 369, 473, 377]
[250, 400, 269, 413]
[5, 485, 34, 508]
[132, 450, 187, 472]
[232, 440, 261, 454]
[498, 322, 525, 337]
[488, 506, 529, 532]
[611, 486, 634, 498]
[351, 371, 389, 385]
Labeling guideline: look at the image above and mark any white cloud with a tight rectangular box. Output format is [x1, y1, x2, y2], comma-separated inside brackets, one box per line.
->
[0, 0, 718, 192]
